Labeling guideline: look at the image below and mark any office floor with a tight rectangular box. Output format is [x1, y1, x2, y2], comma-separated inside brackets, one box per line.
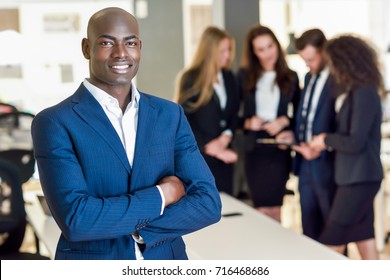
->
[20, 178, 390, 260]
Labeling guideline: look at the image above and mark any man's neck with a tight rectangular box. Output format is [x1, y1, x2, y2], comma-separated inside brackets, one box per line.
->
[88, 79, 132, 112]
[110, 87, 132, 113]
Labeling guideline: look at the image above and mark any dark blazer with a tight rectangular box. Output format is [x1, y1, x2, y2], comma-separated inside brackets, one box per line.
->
[181, 69, 240, 149]
[237, 69, 300, 150]
[293, 73, 337, 183]
[325, 84, 383, 185]
[31, 84, 221, 260]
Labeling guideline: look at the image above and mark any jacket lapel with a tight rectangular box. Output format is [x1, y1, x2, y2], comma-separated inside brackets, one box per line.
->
[311, 75, 332, 125]
[71, 84, 131, 174]
[130, 93, 158, 188]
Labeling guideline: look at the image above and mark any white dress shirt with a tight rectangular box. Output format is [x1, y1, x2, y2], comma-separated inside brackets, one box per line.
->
[83, 79, 164, 260]
[213, 71, 233, 137]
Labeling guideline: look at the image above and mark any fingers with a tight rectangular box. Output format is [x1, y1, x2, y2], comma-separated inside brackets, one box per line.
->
[275, 130, 295, 144]
[215, 149, 238, 164]
[262, 119, 285, 136]
[158, 176, 185, 207]
[292, 143, 320, 160]
[245, 116, 263, 131]
[204, 135, 229, 156]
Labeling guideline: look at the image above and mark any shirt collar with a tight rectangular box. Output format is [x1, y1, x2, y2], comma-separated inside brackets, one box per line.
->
[83, 79, 140, 108]
[319, 66, 330, 78]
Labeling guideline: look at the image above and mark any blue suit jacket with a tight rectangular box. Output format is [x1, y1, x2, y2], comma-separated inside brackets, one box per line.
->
[293, 73, 337, 188]
[31, 84, 221, 260]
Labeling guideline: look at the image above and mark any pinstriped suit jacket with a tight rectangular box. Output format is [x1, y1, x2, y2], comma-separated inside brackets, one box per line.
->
[293, 73, 337, 188]
[31, 84, 221, 260]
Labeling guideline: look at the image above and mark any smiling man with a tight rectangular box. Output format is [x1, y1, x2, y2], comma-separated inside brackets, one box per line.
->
[31, 7, 221, 260]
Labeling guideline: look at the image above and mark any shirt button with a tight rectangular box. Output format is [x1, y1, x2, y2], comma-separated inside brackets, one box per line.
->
[220, 120, 227, 128]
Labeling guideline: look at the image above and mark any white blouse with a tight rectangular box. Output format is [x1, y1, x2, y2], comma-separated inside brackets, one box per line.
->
[255, 71, 280, 121]
[213, 71, 227, 110]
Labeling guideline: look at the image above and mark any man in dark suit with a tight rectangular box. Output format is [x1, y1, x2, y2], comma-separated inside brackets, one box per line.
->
[31, 7, 221, 260]
[277, 29, 337, 241]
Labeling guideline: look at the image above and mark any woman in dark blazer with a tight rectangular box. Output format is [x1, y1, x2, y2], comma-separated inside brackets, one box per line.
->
[175, 26, 239, 195]
[237, 25, 300, 222]
[310, 35, 385, 259]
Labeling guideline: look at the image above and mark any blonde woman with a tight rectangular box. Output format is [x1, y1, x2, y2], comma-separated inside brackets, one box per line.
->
[175, 26, 239, 195]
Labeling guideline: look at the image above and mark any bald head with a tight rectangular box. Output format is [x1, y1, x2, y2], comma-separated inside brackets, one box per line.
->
[87, 7, 139, 39]
[81, 7, 142, 98]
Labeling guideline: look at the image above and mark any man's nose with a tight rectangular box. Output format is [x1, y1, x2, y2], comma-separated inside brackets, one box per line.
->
[112, 43, 127, 58]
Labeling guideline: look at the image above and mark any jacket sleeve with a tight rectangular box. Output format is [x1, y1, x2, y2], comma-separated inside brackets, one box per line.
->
[325, 86, 381, 153]
[138, 105, 222, 249]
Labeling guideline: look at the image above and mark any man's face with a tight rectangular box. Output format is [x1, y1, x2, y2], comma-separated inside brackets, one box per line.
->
[298, 45, 324, 74]
[82, 14, 142, 92]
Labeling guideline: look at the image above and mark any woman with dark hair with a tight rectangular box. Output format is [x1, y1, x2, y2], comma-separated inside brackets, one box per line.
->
[175, 26, 239, 195]
[310, 35, 385, 259]
[238, 25, 300, 222]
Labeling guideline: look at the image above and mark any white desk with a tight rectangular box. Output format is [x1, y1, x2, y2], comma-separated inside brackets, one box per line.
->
[24, 191, 344, 260]
[184, 193, 344, 260]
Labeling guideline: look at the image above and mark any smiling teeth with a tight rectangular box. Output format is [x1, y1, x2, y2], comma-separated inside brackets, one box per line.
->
[112, 65, 129, 69]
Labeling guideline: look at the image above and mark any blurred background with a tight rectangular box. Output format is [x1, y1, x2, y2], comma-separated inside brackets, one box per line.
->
[1, 0, 390, 115]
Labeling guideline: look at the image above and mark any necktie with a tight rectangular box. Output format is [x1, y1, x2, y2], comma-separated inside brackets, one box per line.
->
[299, 74, 320, 142]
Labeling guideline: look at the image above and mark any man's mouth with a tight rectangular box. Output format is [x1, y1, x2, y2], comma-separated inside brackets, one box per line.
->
[110, 65, 130, 70]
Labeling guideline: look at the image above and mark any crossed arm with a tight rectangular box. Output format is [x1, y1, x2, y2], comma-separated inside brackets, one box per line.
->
[32, 104, 221, 248]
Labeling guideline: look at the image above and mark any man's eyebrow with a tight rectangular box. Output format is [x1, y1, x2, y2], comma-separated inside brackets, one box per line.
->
[124, 35, 139, 40]
[99, 34, 139, 41]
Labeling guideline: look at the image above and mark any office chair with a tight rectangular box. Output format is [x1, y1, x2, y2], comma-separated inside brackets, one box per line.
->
[0, 111, 35, 151]
[0, 111, 35, 131]
[0, 102, 18, 114]
[0, 149, 35, 184]
[0, 159, 49, 260]
[0, 111, 35, 183]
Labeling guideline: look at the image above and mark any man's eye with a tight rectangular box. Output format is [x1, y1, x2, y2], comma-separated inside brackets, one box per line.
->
[126, 41, 137, 47]
[100, 41, 113, 46]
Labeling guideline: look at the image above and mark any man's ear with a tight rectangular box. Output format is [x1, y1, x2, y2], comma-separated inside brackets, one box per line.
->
[81, 38, 90, 59]
[139, 40, 142, 51]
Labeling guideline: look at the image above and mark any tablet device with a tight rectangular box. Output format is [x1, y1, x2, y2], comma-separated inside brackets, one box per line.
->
[256, 138, 296, 146]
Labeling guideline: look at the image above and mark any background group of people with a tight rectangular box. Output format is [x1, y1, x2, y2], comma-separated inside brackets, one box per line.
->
[175, 25, 385, 260]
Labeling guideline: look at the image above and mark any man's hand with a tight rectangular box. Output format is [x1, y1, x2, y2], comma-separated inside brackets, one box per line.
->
[309, 133, 327, 152]
[158, 176, 185, 207]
